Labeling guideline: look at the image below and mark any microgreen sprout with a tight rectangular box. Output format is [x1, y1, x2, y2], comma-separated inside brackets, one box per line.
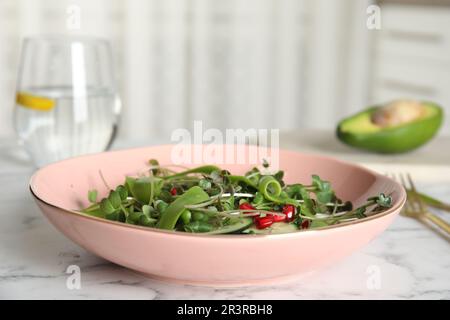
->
[80, 160, 394, 234]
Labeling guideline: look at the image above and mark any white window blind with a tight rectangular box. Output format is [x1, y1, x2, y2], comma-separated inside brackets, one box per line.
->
[6, 0, 437, 143]
[370, 4, 450, 135]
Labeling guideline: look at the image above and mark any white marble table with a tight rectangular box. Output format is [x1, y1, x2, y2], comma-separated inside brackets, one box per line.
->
[1, 131, 449, 299]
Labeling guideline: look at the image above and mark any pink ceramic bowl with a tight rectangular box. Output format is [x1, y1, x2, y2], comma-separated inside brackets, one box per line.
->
[30, 145, 406, 286]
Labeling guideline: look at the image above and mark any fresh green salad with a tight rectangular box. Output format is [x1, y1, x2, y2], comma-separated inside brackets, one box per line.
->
[81, 159, 393, 234]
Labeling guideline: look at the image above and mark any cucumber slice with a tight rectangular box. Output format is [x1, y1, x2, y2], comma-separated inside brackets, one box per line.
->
[205, 217, 253, 235]
[245, 222, 299, 235]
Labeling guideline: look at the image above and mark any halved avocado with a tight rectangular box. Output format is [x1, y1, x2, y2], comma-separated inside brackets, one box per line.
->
[336, 101, 443, 153]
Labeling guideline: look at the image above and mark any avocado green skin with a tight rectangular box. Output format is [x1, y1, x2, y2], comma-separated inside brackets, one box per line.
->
[336, 103, 443, 154]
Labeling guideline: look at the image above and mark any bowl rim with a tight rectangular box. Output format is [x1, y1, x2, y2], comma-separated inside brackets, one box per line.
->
[29, 144, 406, 239]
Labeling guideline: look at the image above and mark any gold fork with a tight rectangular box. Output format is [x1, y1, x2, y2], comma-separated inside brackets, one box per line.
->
[392, 173, 450, 234]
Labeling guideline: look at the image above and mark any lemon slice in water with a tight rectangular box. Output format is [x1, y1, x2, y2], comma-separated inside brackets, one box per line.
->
[16, 92, 55, 111]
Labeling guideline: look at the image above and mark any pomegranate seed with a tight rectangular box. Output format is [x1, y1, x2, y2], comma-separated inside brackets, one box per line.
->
[254, 216, 274, 229]
[301, 219, 310, 229]
[282, 205, 296, 222]
[239, 203, 255, 214]
[269, 213, 286, 222]
[170, 187, 177, 196]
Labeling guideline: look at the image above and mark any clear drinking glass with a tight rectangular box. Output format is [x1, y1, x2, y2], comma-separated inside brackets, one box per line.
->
[14, 35, 121, 167]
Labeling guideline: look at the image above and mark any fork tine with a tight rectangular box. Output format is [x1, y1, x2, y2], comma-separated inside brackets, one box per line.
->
[387, 173, 450, 235]
[407, 173, 426, 213]
[398, 173, 415, 212]
[400, 172, 421, 213]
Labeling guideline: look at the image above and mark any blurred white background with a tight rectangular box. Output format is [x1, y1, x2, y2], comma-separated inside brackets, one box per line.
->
[1, 0, 449, 142]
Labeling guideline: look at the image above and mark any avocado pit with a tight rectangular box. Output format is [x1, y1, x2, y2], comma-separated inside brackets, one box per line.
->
[371, 100, 426, 128]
